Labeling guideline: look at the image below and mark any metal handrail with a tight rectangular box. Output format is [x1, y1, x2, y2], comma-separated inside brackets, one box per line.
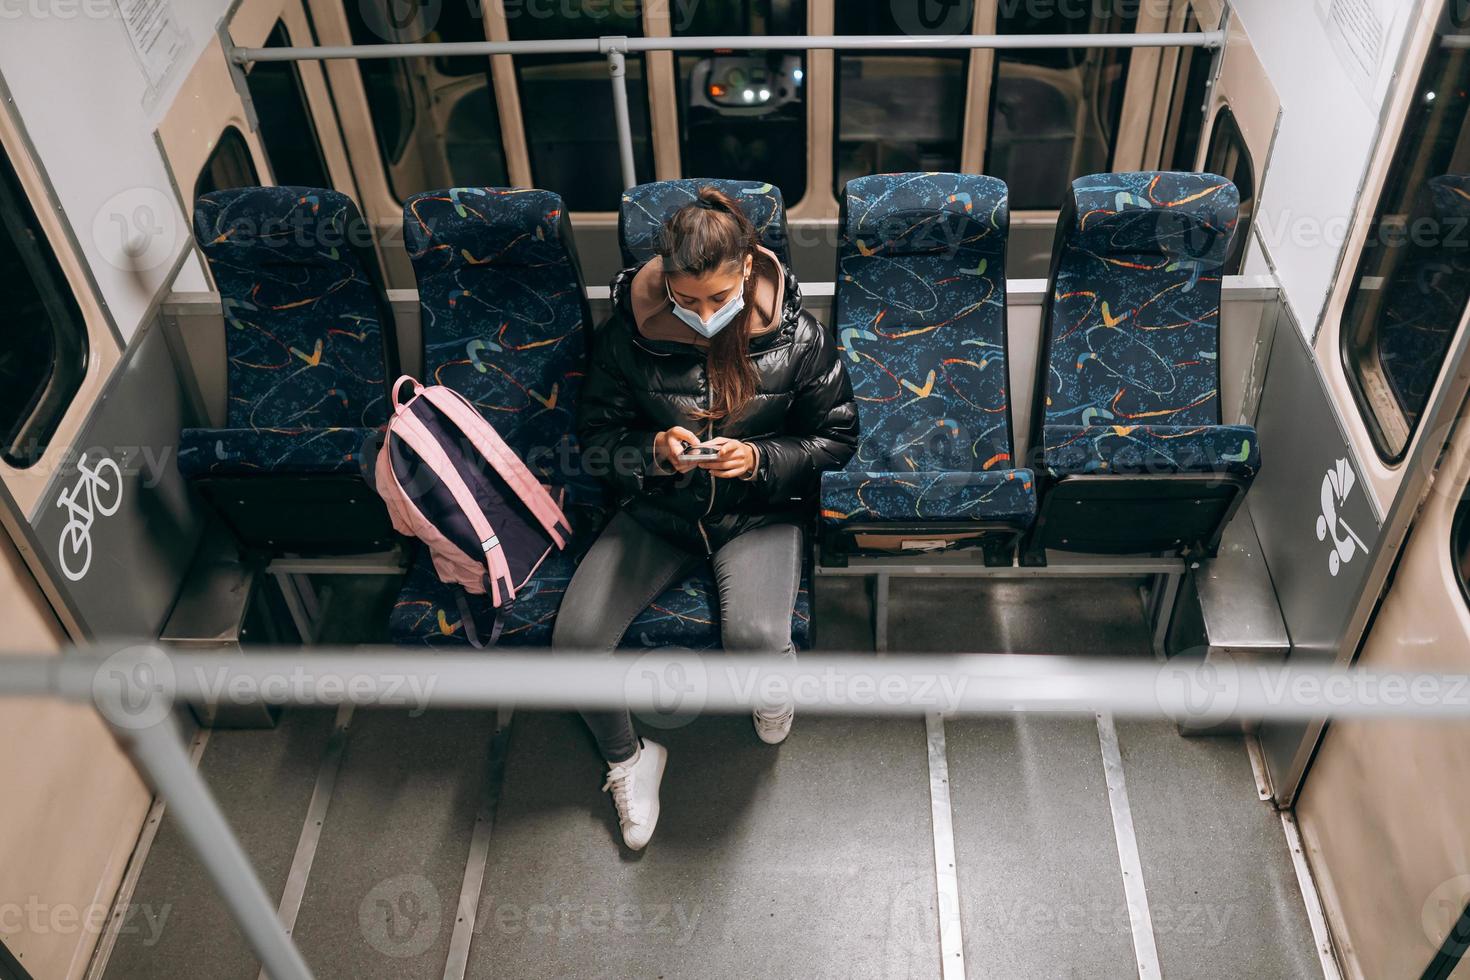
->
[228, 30, 1224, 191]
[10, 644, 1470, 980]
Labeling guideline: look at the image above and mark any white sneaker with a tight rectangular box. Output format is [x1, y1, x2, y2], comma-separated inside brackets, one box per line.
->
[602, 739, 666, 850]
[753, 703, 794, 745]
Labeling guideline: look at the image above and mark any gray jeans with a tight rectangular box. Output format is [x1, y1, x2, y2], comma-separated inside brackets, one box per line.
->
[551, 510, 802, 763]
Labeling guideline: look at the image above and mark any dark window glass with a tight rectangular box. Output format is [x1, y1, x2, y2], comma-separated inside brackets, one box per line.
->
[345, 1, 509, 201]
[194, 126, 260, 200]
[246, 21, 331, 188]
[833, 2, 973, 196]
[985, 4, 1139, 210]
[674, 1, 807, 201]
[1341, 4, 1470, 461]
[1455, 492, 1470, 607]
[507, 1, 653, 210]
[1165, 11, 1211, 171]
[1201, 106, 1254, 275]
[0, 147, 87, 467]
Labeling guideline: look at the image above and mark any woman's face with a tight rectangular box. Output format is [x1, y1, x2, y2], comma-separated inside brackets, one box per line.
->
[665, 254, 752, 322]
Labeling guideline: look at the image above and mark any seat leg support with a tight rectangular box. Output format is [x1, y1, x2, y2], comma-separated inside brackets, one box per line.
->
[873, 572, 890, 655]
[272, 571, 319, 644]
[1148, 570, 1183, 661]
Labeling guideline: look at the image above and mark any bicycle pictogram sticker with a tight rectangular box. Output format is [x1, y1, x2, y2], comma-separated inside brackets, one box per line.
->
[56, 453, 123, 581]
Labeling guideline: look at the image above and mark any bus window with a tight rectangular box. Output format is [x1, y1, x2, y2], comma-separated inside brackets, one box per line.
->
[0, 144, 88, 467]
[674, 1, 807, 202]
[1456, 493, 1470, 607]
[1341, 6, 1470, 462]
[507, 1, 653, 211]
[1163, 11, 1211, 170]
[246, 21, 331, 188]
[344, 1, 509, 200]
[833, 2, 971, 196]
[1202, 106, 1254, 275]
[194, 126, 260, 200]
[986, 5, 1139, 210]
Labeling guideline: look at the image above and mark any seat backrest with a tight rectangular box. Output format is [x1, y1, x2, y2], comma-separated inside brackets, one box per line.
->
[193, 186, 398, 430]
[402, 187, 596, 514]
[835, 172, 1012, 473]
[1039, 171, 1239, 443]
[618, 178, 790, 268]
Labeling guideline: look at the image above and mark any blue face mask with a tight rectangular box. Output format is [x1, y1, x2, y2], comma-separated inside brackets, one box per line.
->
[667, 277, 746, 339]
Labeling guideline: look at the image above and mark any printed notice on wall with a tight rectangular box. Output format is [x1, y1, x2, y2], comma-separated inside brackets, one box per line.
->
[113, 0, 187, 108]
[1316, 0, 1401, 105]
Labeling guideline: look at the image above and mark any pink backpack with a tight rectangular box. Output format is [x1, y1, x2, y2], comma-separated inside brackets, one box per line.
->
[374, 375, 572, 646]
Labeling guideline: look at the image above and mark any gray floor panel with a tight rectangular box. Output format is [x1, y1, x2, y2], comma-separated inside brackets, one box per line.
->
[946, 715, 1139, 980]
[1115, 721, 1323, 980]
[288, 709, 495, 980]
[102, 708, 338, 980]
[465, 710, 940, 980]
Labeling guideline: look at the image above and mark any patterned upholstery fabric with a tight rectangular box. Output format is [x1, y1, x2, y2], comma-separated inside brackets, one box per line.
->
[1043, 424, 1260, 480]
[183, 187, 393, 473]
[821, 173, 1035, 538]
[389, 544, 814, 650]
[821, 470, 1035, 526]
[618, 178, 790, 267]
[1372, 175, 1470, 429]
[177, 426, 370, 478]
[1041, 172, 1256, 479]
[391, 187, 811, 650]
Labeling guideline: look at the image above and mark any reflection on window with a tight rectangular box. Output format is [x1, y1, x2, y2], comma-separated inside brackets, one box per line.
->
[508, 1, 652, 211]
[194, 126, 260, 200]
[1164, 11, 1211, 170]
[1202, 107, 1254, 275]
[986, 5, 1138, 210]
[344, 1, 508, 201]
[833, 3, 972, 195]
[675, 1, 807, 201]
[0, 146, 87, 467]
[1342, 4, 1470, 462]
[247, 22, 331, 188]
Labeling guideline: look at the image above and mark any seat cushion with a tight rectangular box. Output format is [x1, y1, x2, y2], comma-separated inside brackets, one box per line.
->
[820, 469, 1036, 527]
[178, 426, 374, 479]
[389, 544, 813, 651]
[1042, 424, 1260, 480]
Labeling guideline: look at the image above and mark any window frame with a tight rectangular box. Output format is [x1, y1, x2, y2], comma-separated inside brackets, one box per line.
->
[1337, 4, 1470, 466]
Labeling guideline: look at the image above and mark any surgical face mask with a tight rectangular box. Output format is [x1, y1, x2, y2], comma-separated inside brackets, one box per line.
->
[667, 276, 746, 339]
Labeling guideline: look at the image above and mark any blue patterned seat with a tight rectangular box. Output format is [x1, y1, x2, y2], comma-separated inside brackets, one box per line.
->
[1029, 171, 1259, 556]
[179, 186, 399, 552]
[618, 178, 790, 267]
[819, 173, 1035, 564]
[387, 187, 812, 650]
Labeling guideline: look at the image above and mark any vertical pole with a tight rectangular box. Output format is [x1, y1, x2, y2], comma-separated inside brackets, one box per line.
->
[873, 572, 891, 655]
[99, 660, 314, 980]
[605, 44, 638, 190]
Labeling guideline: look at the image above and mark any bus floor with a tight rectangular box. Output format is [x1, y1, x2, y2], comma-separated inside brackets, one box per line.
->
[97, 575, 1327, 980]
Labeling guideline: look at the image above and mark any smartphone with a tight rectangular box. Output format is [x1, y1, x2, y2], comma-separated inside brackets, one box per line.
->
[678, 442, 721, 459]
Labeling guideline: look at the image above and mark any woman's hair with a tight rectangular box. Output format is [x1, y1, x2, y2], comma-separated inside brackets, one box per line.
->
[656, 186, 777, 421]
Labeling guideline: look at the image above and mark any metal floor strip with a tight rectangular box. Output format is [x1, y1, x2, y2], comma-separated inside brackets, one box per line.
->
[442, 710, 515, 980]
[1095, 712, 1162, 980]
[1279, 809, 1344, 980]
[85, 724, 210, 980]
[924, 713, 965, 980]
[256, 703, 354, 980]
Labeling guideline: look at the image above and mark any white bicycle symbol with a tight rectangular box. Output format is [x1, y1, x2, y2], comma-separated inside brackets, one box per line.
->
[56, 453, 123, 581]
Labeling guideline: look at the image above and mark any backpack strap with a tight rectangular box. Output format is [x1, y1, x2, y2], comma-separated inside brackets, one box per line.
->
[419, 385, 573, 548]
[455, 588, 509, 649]
[391, 408, 516, 605]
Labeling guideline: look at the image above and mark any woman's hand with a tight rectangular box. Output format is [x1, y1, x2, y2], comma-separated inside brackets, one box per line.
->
[654, 426, 703, 474]
[695, 437, 756, 480]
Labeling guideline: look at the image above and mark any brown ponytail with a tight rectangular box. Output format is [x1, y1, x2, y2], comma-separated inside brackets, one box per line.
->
[656, 186, 777, 421]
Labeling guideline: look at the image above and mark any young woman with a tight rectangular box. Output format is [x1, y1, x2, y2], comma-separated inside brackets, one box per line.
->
[552, 187, 858, 850]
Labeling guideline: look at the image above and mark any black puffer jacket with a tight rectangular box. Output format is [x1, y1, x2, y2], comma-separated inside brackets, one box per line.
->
[577, 263, 858, 554]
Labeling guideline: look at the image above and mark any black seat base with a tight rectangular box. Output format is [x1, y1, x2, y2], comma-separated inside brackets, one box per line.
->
[192, 476, 396, 555]
[820, 522, 1022, 567]
[1025, 474, 1250, 561]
